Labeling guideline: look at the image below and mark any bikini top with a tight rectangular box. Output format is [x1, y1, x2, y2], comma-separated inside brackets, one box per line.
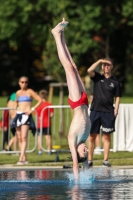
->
[17, 95, 32, 102]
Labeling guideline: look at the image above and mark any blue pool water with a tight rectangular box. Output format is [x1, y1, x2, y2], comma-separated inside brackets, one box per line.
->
[0, 168, 133, 199]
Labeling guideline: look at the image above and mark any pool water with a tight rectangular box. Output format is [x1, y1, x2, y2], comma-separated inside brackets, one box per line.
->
[0, 168, 133, 199]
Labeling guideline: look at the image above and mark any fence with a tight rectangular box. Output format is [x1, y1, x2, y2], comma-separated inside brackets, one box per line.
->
[0, 104, 133, 159]
[39, 105, 71, 161]
[0, 107, 38, 154]
[0, 106, 72, 161]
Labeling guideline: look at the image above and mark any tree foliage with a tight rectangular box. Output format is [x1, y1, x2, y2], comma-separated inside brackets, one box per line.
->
[0, 0, 133, 95]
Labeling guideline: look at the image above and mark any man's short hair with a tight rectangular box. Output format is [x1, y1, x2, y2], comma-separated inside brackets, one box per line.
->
[68, 152, 88, 163]
[77, 152, 88, 163]
[103, 57, 113, 65]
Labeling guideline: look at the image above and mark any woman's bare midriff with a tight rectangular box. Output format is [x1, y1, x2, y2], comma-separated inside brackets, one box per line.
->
[17, 102, 32, 112]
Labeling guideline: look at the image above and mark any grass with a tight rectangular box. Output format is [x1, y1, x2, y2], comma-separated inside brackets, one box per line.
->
[0, 95, 133, 166]
[0, 150, 133, 166]
[120, 96, 133, 104]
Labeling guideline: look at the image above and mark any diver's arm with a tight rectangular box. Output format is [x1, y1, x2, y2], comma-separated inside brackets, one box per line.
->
[68, 136, 79, 181]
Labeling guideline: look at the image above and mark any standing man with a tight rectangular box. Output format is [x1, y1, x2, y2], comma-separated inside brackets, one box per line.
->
[35, 90, 54, 155]
[87, 58, 121, 167]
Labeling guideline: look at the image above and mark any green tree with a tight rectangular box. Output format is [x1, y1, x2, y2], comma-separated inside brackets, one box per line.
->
[0, 0, 133, 94]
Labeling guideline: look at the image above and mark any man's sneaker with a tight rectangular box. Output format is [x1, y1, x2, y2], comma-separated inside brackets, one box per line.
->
[38, 150, 42, 155]
[94, 147, 102, 155]
[88, 161, 93, 167]
[103, 161, 111, 167]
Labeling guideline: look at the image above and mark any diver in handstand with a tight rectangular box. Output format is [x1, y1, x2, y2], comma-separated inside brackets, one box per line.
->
[51, 18, 91, 180]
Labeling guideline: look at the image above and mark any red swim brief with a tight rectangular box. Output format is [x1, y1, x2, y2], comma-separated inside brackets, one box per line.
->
[68, 92, 89, 109]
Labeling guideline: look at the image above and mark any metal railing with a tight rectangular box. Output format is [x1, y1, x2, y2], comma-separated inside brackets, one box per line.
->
[0, 106, 72, 161]
[0, 107, 37, 154]
[39, 105, 71, 161]
[1, 104, 132, 160]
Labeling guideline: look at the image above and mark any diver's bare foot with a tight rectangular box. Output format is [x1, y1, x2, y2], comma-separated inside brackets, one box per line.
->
[51, 18, 69, 35]
[61, 17, 69, 28]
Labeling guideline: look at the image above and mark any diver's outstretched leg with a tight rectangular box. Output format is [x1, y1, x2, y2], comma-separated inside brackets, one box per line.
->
[51, 18, 69, 35]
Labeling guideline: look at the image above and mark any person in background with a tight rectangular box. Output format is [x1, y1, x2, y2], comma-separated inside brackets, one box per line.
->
[89, 94, 102, 155]
[35, 89, 54, 155]
[5, 93, 18, 152]
[87, 58, 121, 167]
[12, 76, 42, 165]
[2, 101, 10, 150]
[51, 18, 91, 180]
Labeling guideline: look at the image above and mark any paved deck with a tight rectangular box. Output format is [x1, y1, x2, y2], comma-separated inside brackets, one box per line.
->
[0, 164, 133, 170]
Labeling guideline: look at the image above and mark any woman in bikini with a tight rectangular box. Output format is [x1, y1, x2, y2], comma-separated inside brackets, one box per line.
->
[12, 76, 42, 165]
[51, 18, 91, 180]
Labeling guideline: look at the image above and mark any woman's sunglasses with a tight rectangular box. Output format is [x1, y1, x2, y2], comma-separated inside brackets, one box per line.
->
[21, 81, 28, 84]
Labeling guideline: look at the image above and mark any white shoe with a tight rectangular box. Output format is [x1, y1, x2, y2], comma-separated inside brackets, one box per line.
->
[94, 147, 102, 155]
[12, 153, 19, 156]
[17, 161, 24, 165]
[38, 150, 42, 155]
[24, 161, 28, 165]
